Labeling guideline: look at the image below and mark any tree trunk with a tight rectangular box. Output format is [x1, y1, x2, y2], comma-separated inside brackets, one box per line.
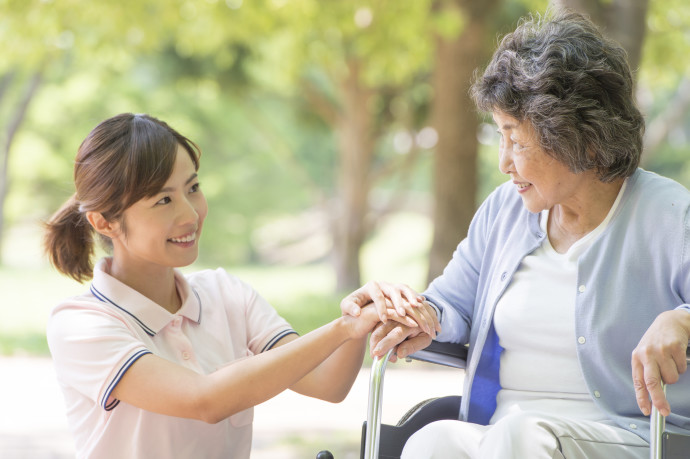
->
[426, 0, 499, 283]
[332, 59, 374, 292]
[0, 70, 42, 264]
[551, 0, 649, 74]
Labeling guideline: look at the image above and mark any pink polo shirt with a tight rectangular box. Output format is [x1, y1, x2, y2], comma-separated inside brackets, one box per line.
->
[47, 258, 297, 459]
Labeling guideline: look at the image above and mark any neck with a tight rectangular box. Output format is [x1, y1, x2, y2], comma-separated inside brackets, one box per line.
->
[548, 177, 624, 253]
[108, 257, 181, 314]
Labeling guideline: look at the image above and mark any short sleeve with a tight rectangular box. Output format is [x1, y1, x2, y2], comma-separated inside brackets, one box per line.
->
[214, 269, 297, 355]
[47, 300, 151, 410]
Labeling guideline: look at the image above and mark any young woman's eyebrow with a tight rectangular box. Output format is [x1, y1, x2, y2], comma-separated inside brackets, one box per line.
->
[159, 173, 198, 193]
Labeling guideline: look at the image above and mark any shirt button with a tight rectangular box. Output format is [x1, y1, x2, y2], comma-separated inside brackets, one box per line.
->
[578, 285, 586, 293]
[578, 336, 586, 344]
[594, 390, 601, 398]
[182, 351, 191, 360]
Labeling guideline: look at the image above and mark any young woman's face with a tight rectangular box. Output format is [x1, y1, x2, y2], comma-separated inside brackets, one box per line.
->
[111, 145, 207, 270]
[493, 111, 585, 213]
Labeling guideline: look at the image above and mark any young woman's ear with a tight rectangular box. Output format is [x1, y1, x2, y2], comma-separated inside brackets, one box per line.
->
[86, 211, 118, 238]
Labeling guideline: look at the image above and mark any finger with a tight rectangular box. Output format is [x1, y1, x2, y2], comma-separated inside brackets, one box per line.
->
[404, 304, 436, 337]
[398, 284, 424, 308]
[371, 324, 411, 357]
[388, 346, 399, 363]
[424, 302, 442, 333]
[397, 334, 432, 359]
[369, 321, 395, 350]
[631, 354, 651, 416]
[645, 364, 670, 417]
[387, 312, 419, 328]
[658, 354, 681, 386]
[340, 287, 370, 317]
[417, 305, 436, 338]
[379, 282, 409, 317]
[670, 343, 689, 376]
[366, 281, 389, 323]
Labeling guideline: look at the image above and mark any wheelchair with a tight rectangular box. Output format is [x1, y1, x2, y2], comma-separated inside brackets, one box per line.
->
[350, 340, 690, 459]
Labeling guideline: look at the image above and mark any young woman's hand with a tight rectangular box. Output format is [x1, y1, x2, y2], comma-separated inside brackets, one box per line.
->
[340, 281, 439, 336]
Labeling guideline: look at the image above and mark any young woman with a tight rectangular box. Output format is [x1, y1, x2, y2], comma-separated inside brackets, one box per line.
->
[44, 113, 431, 458]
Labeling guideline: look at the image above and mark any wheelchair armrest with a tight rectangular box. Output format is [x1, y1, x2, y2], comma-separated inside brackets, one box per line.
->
[408, 340, 468, 369]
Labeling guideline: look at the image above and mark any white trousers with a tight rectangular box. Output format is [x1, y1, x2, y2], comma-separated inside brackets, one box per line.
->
[401, 412, 649, 459]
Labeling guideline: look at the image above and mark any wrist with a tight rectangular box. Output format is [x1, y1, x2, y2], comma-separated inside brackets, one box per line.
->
[671, 308, 690, 335]
[333, 316, 357, 342]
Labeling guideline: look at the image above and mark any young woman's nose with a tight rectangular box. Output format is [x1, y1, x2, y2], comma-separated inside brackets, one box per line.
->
[177, 197, 200, 224]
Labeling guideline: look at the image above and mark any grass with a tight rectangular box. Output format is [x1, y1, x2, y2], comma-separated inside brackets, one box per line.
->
[0, 212, 431, 356]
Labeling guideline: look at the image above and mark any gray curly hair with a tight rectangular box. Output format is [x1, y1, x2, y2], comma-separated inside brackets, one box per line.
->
[471, 9, 644, 182]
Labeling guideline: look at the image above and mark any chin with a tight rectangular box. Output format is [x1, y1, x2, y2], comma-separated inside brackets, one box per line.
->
[520, 198, 547, 214]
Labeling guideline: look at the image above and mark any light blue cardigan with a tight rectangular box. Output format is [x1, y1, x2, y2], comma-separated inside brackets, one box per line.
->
[425, 168, 690, 441]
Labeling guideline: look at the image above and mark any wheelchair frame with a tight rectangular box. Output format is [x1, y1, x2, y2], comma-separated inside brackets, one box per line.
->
[362, 341, 690, 459]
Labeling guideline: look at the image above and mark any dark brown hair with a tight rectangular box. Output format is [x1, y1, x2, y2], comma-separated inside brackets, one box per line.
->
[44, 113, 200, 282]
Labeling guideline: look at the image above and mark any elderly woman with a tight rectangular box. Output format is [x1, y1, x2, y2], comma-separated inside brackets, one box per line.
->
[343, 9, 690, 459]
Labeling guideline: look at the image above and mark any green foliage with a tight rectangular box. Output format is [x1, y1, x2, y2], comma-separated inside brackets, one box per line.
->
[641, 0, 690, 87]
[2, 0, 690, 272]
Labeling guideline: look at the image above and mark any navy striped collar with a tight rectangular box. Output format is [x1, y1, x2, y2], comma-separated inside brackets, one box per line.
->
[90, 258, 202, 336]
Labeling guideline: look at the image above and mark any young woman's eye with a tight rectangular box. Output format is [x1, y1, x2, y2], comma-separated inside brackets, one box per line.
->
[156, 196, 171, 206]
[190, 183, 200, 193]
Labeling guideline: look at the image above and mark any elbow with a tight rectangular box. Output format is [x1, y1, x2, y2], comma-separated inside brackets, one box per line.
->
[197, 402, 240, 425]
[202, 414, 225, 425]
[327, 392, 348, 404]
[320, 385, 352, 404]
[191, 383, 232, 424]
[193, 393, 224, 424]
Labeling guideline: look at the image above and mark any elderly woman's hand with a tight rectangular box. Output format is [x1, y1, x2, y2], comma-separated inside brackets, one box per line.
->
[631, 310, 690, 417]
[369, 321, 433, 362]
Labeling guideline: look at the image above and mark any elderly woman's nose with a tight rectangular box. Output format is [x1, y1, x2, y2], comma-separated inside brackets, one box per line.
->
[499, 143, 513, 174]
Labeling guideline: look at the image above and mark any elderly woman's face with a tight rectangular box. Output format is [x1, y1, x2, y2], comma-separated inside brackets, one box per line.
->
[493, 111, 584, 214]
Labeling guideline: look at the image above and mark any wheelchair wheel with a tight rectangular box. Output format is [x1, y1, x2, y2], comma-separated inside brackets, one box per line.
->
[396, 397, 442, 426]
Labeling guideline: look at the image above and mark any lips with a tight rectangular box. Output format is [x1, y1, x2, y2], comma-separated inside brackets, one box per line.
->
[513, 178, 532, 192]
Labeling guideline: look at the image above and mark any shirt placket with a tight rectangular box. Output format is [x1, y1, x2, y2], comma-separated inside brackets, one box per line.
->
[166, 316, 203, 372]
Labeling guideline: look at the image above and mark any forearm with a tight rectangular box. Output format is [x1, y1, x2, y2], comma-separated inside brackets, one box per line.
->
[200, 317, 354, 421]
[288, 335, 367, 402]
[113, 316, 355, 424]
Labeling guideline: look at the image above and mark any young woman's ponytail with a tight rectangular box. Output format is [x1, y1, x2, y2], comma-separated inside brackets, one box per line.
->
[43, 194, 95, 283]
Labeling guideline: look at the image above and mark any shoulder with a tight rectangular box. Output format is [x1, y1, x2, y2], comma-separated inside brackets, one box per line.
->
[47, 293, 136, 352]
[623, 169, 690, 219]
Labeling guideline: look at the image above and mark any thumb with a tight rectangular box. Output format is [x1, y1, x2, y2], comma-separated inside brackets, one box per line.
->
[341, 295, 364, 317]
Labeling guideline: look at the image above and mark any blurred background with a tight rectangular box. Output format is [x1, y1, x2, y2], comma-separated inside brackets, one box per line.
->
[0, 0, 689, 457]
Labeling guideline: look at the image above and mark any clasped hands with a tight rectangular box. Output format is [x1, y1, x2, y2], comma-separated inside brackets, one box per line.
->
[341, 281, 441, 362]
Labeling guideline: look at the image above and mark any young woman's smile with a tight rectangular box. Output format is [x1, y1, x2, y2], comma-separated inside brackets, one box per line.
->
[109, 144, 208, 274]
